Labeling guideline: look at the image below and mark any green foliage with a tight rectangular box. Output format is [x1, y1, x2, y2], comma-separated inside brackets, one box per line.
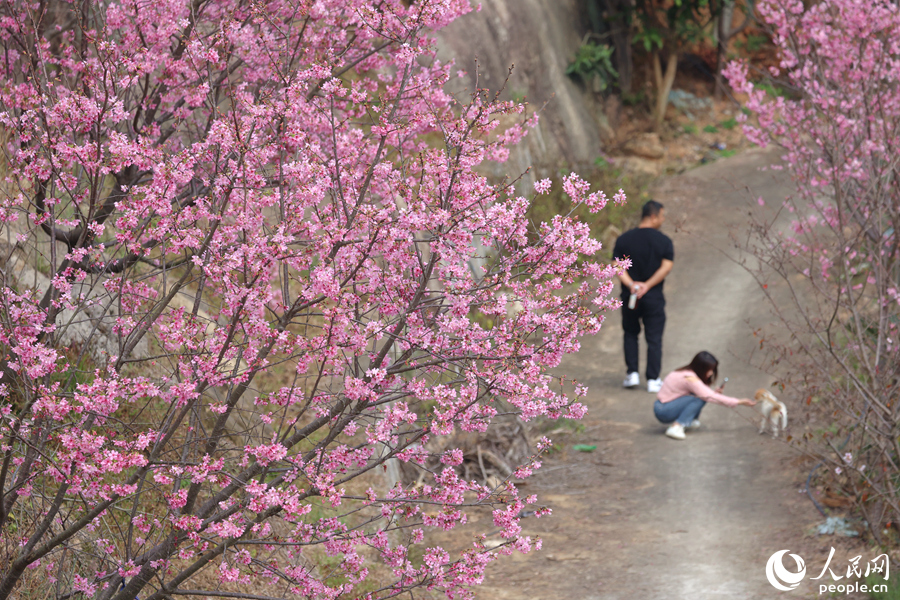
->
[755, 80, 787, 98]
[716, 148, 737, 158]
[566, 41, 619, 91]
[734, 33, 769, 53]
[703, 124, 719, 133]
[632, 0, 718, 53]
[682, 123, 698, 134]
[544, 442, 563, 455]
[621, 90, 646, 106]
[633, 28, 664, 53]
[49, 347, 97, 396]
[672, 15, 712, 46]
[559, 418, 586, 435]
[868, 575, 900, 599]
[719, 117, 738, 130]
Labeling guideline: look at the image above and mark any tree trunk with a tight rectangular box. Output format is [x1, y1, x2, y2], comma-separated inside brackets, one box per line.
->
[715, 0, 756, 99]
[653, 51, 678, 131]
[614, 29, 634, 94]
[714, 0, 736, 99]
[652, 50, 662, 94]
[588, 0, 634, 94]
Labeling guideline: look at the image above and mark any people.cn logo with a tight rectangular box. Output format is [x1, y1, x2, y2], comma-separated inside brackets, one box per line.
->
[766, 550, 807, 591]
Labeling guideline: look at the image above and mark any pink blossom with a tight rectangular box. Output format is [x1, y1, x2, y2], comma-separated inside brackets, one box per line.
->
[0, 0, 621, 596]
[533, 178, 552, 194]
[725, 0, 900, 535]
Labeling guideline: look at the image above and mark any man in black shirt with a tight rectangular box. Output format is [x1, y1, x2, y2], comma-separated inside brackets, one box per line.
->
[612, 200, 674, 393]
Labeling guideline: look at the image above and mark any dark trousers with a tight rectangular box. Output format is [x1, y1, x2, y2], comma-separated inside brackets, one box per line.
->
[622, 294, 666, 380]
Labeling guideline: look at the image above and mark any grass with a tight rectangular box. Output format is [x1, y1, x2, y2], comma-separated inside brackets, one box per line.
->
[755, 80, 787, 99]
[734, 33, 770, 54]
[594, 155, 611, 168]
[621, 91, 646, 107]
[719, 117, 738, 130]
[556, 417, 586, 435]
[867, 575, 898, 599]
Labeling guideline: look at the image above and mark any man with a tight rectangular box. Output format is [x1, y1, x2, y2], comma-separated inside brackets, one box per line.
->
[612, 200, 674, 393]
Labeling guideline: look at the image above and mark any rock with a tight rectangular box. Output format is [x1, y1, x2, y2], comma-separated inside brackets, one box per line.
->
[623, 133, 665, 159]
[668, 89, 713, 120]
[604, 95, 621, 129]
[595, 112, 616, 144]
[700, 150, 720, 164]
[506, 300, 524, 319]
[1, 255, 149, 364]
[436, 0, 607, 169]
[816, 516, 859, 537]
[616, 156, 663, 177]
[546, 552, 589, 562]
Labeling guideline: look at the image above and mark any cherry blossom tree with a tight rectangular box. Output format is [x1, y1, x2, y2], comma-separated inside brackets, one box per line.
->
[726, 0, 900, 538]
[0, 0, 624, 598]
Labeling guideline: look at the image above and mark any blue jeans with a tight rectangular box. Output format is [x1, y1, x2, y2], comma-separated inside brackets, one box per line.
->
[654, 395, 705, 426]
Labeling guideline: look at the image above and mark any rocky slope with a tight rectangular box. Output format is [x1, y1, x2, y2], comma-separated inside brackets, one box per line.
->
[437, 0, 611, 184]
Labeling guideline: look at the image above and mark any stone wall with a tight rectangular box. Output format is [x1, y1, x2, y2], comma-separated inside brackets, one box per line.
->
[437, 0, 612, 186]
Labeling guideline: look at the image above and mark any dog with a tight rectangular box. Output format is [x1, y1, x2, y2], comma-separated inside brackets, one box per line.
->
[755, 389, 787, 438]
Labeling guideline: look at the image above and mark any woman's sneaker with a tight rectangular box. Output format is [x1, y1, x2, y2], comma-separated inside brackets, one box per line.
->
[665, 423, 686, 440]
[687, 419, 702, 430]
[623, 372, 640, 388]
[647, 378, 663, 393]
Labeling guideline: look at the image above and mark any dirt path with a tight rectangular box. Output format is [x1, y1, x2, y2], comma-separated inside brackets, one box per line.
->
[475, 148, 829, 599]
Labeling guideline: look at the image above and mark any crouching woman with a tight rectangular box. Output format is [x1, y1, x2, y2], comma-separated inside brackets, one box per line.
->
[654, 351, 755, 440]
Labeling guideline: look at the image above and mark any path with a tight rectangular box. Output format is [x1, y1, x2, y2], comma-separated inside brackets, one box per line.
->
[476, 148, 829, 599]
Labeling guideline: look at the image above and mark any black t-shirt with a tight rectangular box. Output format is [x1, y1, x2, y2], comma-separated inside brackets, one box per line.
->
[612, 227, 674, 300]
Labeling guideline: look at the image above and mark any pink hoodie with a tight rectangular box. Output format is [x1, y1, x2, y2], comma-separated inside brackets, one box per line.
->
[657, 369, 741, 407]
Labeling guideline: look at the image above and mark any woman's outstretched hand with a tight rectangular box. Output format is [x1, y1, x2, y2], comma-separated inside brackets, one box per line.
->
[738, 398, 757, 406]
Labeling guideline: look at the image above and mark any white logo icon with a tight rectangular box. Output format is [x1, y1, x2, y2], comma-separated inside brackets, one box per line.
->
[766, 550, 807, 591]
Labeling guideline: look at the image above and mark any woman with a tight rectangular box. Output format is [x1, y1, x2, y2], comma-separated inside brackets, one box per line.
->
[654, 351, 756, 440]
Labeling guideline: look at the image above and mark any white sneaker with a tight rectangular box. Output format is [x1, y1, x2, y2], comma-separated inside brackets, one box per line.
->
[623, 372, 640, 388]
[665, 423, 686, 440]
[647, 378, 663, 393]
[687, 419, 701, 430]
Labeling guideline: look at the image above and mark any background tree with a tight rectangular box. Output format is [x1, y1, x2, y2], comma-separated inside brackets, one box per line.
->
[726, 0, 900, 541]
[0, 0, 624, 598]
[585, 0, 635, 94]
[632, 0, 718, 130]
[710, 0, 755, 98]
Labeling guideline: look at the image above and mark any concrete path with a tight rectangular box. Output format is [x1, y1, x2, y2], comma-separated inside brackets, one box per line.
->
[476, 149, 829, 599]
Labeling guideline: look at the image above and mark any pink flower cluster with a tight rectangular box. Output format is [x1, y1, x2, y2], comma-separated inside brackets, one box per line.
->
[725, 0, 900, 354]
[724, 0, 900, 526]
[0, 1, 623, 599]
